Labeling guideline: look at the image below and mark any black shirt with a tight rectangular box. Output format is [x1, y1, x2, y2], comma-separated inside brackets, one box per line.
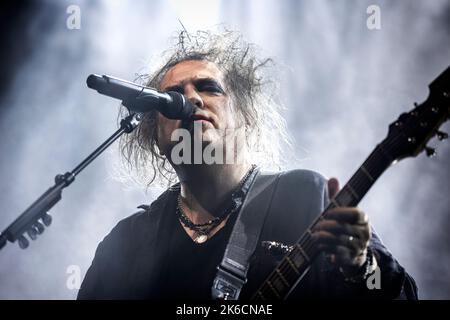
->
[158, 200, 238, 300]
[77, 169, 418, 300]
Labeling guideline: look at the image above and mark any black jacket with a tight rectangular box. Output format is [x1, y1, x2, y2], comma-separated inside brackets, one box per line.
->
[78, 169, 418, 300]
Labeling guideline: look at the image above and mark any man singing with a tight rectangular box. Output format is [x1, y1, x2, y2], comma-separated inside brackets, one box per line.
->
[78, 30, 417, 300]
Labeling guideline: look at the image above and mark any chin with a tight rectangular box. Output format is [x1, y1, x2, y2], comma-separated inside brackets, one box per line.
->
[202, 133, 223, 146]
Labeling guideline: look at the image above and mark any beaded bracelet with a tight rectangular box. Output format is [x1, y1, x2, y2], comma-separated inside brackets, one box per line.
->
[339, 247, 378, 284]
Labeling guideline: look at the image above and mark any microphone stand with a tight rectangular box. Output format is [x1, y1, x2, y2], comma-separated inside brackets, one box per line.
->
[0, 112, 142, 251]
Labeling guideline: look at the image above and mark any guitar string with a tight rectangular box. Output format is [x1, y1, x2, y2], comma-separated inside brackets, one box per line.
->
[255, 135, 405, 298]
[258, 99, 450, 298]
[258, 110, 450, 298]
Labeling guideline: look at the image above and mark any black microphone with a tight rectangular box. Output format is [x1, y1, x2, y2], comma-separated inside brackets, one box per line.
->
[86, 74, 194, 119]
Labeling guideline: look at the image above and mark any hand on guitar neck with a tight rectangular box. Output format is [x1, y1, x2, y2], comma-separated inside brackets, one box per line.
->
[254, 66, 448, 299]
[311, 177, 371, 276]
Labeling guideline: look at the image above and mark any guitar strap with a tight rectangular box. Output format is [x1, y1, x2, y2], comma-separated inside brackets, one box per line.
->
[211, 170, 282, 300]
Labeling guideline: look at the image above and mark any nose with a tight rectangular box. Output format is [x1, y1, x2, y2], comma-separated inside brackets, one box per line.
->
[184, 84, 204, 109]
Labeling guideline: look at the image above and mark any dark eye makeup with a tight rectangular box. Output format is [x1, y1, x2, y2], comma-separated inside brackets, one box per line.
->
[163, 78, 225, 95]
[194, 79, 225, 94]
[164, 85, 185, 94]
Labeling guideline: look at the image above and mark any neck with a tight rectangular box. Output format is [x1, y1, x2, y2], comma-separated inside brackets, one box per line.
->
[175, 163, 252, 224]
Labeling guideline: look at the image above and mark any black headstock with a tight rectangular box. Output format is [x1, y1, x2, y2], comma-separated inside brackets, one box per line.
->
[384, 66, 450, 161]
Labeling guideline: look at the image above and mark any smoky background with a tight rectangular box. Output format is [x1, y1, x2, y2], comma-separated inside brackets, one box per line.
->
[0, 0, 449, 299]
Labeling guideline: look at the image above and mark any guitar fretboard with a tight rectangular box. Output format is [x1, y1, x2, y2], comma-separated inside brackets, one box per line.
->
[252, 143, 394, 300]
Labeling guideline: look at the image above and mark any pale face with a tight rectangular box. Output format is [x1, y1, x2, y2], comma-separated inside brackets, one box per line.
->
[156, 60, 243, 162]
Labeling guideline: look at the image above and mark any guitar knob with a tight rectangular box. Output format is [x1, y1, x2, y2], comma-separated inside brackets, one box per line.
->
[27, 227, 38, 240]
[42, 213, 52, 227]
[425, 146, 436, 157]
[34, 222, 45, 234]
[18, 235, 29, 249]
[436, 131, 448, 141]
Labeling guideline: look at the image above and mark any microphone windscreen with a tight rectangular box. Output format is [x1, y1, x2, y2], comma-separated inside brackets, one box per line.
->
[86, 74, 105, 90]
[164, 92, 194, 120]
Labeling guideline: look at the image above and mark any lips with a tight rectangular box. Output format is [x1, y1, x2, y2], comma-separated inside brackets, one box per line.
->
[191, 114, 213, 123]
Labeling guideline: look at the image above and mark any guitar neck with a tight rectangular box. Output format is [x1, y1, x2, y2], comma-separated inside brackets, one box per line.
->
[252, 143, 394, 300]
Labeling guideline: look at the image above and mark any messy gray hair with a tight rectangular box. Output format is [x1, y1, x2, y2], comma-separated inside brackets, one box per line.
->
[119, 30, 292, 187]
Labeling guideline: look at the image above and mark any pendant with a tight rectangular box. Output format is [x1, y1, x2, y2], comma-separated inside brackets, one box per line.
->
[194, 234, 208, 244]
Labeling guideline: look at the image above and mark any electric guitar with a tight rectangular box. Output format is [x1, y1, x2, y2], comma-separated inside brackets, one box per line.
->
[252, 66, 450, 300]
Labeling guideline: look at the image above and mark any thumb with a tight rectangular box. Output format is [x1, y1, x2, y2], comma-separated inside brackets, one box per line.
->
[327, 177, 340, 200]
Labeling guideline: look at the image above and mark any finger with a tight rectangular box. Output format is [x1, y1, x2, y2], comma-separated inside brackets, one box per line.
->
[315, 218, 371, 241]
[314, 220, 371, 243]
[324, 208, 369, 225]
[321, 245, 369, 268]
[313, 219, 353, 235]
[324, 253, 337, 265]
[313, 230, 364, 255]
[327, 177, 340, 199]
[320, 245, 354, 264]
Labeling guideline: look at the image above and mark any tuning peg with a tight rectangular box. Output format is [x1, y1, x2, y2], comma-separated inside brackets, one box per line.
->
[436, 131, 448, 141]
[42, 213, 52, 227]
[18, 235, 29, 249]
[425, 146, 436, 157]
[34, 222, 45, 234]
[27, 226, 38, 240]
